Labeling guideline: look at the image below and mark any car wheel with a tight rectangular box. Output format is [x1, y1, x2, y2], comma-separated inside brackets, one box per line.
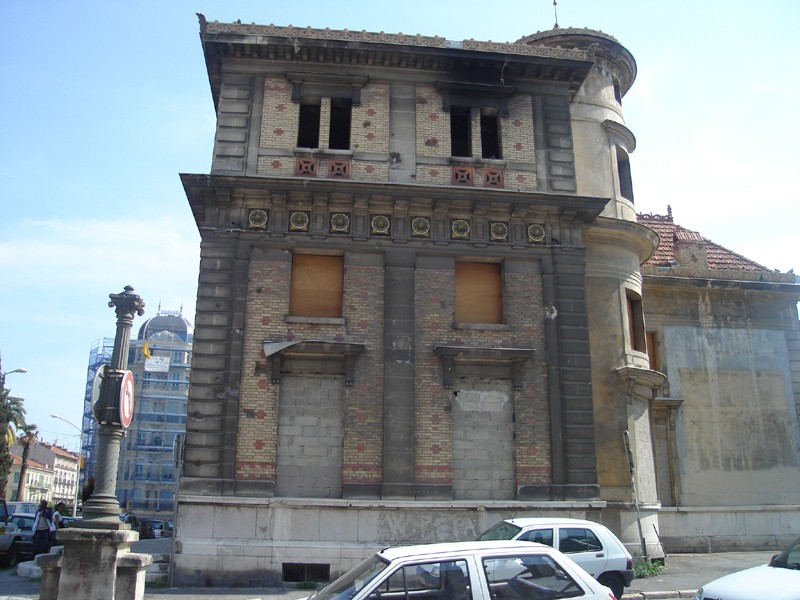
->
[597, 573, 624, 599]
[5, 543, 20, 568]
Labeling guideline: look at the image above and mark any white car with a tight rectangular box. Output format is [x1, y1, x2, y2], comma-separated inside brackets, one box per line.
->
[694, 536, 800, 600]
[305, 540, 617, 600]
[477, 518, 634, 598]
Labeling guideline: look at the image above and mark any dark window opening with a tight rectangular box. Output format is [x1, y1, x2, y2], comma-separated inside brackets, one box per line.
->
[450, 106, 472, 157]
[617, 147, 634, 201]
[480, 109, 501, 159]
[329, 98, 352, 150]
[613, 80, 622, 104]
[626, 290, 646, 353]
[282, 563, 330, 583]
[297, 100, 321, 148]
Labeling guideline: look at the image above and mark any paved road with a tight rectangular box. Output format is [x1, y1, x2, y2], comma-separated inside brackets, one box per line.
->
[0, 549, 778, 600]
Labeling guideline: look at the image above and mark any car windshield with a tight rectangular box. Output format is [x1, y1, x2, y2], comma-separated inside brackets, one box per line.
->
[310, 554, 390, 600]
[478, 521, 523, 541]
[769, 537, 800, 570]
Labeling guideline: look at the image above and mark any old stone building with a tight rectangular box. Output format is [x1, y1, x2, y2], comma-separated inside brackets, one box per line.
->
[175, 15, 800, 585]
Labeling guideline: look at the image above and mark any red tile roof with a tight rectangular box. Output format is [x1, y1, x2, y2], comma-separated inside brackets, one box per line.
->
[637, 207, 770, 272]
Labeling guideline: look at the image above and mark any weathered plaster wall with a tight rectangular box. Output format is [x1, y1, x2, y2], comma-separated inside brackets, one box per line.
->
[663, 326, 800, 505]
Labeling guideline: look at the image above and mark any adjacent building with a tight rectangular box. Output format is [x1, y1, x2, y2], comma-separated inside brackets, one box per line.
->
[173, 16, 800, 586]
[7, 443, 77, 507]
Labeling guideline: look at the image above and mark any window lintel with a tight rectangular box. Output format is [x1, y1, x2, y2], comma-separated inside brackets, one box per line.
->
[433, 344, 534, 390]
[263, 340, 366, 386]
[287, 72, 369, 105]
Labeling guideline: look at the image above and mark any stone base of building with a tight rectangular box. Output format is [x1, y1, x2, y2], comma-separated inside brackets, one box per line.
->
[171, 495, 659, 587]
[657, 505, 800, 553]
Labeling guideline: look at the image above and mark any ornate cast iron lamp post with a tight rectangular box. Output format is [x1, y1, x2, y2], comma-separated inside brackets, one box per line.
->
[82, 285, 145, 526]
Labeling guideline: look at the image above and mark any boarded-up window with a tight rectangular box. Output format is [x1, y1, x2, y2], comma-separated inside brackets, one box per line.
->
[646, 331, 658, 370]
[455, 262, 502, 324]
[289, 255, 343, 317]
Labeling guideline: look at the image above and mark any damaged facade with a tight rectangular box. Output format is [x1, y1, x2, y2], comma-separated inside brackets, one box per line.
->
[175, 15, 800, 585]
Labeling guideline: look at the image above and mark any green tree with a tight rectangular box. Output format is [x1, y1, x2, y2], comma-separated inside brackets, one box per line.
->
[1, 355, 28, 499]
[15, 424, 38, 501]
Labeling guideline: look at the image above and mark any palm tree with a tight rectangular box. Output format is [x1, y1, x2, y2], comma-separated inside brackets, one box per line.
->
[1, 355, 28, 499]
[15, 424, 38, 501]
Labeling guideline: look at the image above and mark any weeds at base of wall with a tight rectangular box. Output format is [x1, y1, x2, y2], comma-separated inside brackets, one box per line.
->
[633, 558, 664, 578]
[296, 580, 319, 590]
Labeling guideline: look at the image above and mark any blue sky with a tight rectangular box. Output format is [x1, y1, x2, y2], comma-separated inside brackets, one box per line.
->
[1, 0, 798, 452]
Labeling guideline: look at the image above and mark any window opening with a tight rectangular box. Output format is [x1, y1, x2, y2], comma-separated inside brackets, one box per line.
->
[297, 99, 321, 149]
[480, 109, 501, 159]
[455, 262, 503, 324]
[329, 98, 352, 150]
[626, 290, 646, 353]
[617, 147, 634, 201]
[282, 563, 330, 583]
[646, 331, 658, 370]
[613, 80, 622, 104]
[450, 106, 472, 157]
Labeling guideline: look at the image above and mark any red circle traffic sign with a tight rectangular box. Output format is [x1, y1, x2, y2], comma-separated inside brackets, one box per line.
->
[120, 370, 135, 427]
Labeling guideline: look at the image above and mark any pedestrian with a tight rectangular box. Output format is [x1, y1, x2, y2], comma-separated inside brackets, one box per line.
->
[51, 501, 66, 546]
[32, 500, 53, 555]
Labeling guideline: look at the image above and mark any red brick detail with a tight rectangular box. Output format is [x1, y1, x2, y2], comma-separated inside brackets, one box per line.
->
[451, 166, 474, 186]
[367, 109, 376, 116]
[254, 440, 264, 450]
[258, 379, 267, 389]
[294, 157, 318, 176]
[277, 104, 286, 112]
[429, 113, 439, 120]
[274, 128, 284, 136]
[483, 167, 504, 188]
[365, 165, 374, 173]
[328, 159, 351, 178]
[271, 160, 282, 169]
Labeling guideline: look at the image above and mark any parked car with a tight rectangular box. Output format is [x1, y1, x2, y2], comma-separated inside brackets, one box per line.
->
[119, 512, 141, 531]
[7, 513, 36, 563]
[6, 502, 38, 515]
[60, 516, 82, 528]
[1, 500, 27, 566]
[694, 535, 800, 600]
[477, 517, 633, 598]
[306, 540, 616, 600]
[143, 519, 171, 538]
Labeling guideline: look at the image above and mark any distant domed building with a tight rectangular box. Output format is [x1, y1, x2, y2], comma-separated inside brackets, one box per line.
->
[137, 307, 193, 343]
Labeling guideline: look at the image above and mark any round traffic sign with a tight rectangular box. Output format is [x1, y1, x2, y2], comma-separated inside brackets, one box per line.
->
[120, 370, 135, 427]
